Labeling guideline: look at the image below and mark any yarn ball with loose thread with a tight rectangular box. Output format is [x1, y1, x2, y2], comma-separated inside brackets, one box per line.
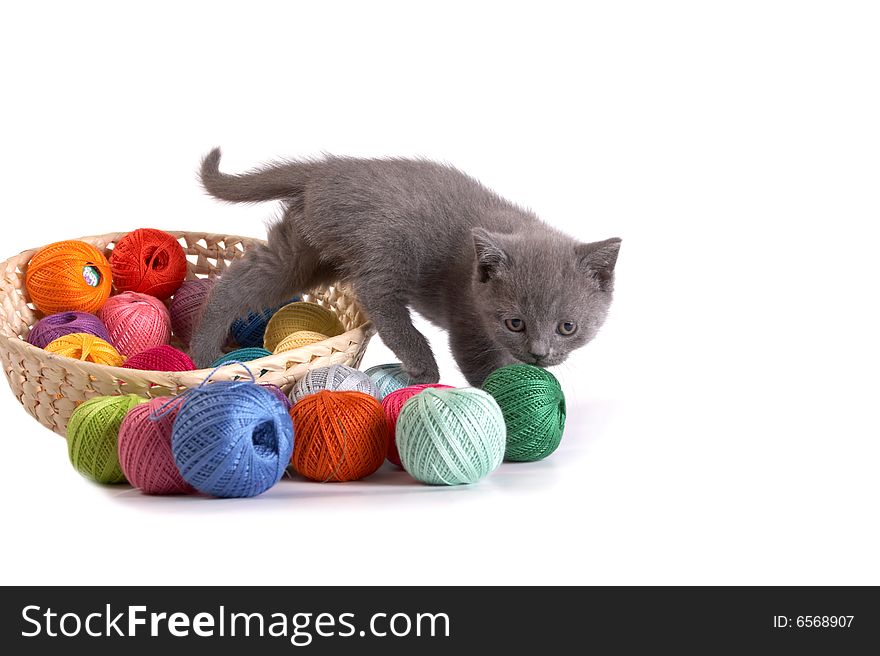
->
[290, 364, 381, 405]
[262, 384, 292, 411]
[396, 388, 505, 486]
[289, 390, 387, 482]
[67, 394, 146, 484]
[44, 333, 124, 367]
[365, 363, 416, 398]
[382, 384, 454, 466]
[122, 345, 195, 371]
[27, 311, 111, 349]
[211, 347, 272, 368]
[263, 301, 344, 352]
[109, 228, 187, 300]
[24, 240, 112, 314]
[98, 291, 171, 357]
[230, 297, 300, 348]
[117, 397, 195, 495]
[169, 278, 215, 347]
[273, 330, 328, 354]
[172, 382, 294, 498]
[482, 364, 566, 462]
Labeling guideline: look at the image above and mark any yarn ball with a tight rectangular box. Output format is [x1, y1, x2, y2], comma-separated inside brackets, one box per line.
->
[230, 296, 300, 348]
[117, 397, 195, 495]
[272, 330, 328, 354]
[27, 311, 111, 349]
[169, 278, 215, 347]
[172, 382, 294, 498]
[263, 302, 344, 352]
[290, 364, 381, 405]
[67, 394, 146, 484]
[98, 291, 171, 357]
[44, 333, 124, 367]
[382, 384, 454, 466]
[109, 228, 187, 300]
[211, 347, 272, 368]
[262, 384, 292, 411]
[365, 363, 416, 398]
[24, 240, 112, 314]
[396, 388, 505, 486]
[482, 364, 566, 462]
[289, 390, 387, 482]
[121, 345, 195, 371]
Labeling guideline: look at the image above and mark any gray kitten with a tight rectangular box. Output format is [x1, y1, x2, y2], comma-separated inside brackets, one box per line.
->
[191, 149, 621, 386]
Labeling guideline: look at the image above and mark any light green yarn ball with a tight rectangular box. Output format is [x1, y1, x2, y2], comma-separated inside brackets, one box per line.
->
[67, 394, 146, 484]
[364, 362, 415, 398]
[396, 388, 506, 485]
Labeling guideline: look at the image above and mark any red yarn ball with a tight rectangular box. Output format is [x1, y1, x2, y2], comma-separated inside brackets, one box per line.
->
[118, 397, 195, 495]
[382, 384, 454, 466]
[121, 345, 195, 371]
[110, 228, 187, 300]
[98, 291, 171, 357]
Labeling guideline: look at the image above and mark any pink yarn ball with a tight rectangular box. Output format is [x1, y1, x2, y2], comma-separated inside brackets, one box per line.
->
[98, 291, 171, 357]
[382, 384, 454, 466]
[121, 345, 195, 371]
[118, 397, 195, 495]
[169, 278, 215, 348]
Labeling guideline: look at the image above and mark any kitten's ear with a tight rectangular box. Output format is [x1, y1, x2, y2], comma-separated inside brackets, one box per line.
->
[473, 228, 510, 283]
[576, 238, 622, 291]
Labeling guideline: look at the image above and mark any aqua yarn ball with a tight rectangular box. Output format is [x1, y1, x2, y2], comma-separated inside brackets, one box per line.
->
[364, 362, 415, 398]
[290, 364, 381, 404]
[171, 382, 294, 498]
[396, 388, 505, 485]
[231, 297, 299, 348]
[482, 364, 566, 462]
[211, 347, 272, 368]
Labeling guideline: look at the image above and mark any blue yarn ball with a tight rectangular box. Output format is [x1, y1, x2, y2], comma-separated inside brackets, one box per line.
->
[231, 297, 300, 348]
[211, 347, 272, 368]
[171, 382, 294, 498]
[364, 362, 416, 398]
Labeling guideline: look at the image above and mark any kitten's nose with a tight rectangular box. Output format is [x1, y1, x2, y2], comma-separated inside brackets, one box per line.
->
[529, 343, 550, 360]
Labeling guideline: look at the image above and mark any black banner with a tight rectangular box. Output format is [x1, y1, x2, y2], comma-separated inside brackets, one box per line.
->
[1, 586, 876, 653]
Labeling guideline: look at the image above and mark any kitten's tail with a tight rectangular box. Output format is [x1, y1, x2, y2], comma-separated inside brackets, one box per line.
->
[199, 147, 309, 203]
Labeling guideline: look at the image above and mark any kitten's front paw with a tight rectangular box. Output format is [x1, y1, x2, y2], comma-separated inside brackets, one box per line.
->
[404, 361, 440, 385]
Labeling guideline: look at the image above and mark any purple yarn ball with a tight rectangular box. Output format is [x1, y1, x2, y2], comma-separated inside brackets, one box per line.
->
[169, 278, 215, 348]
[27, 312, 111, 349]
[261, 384, 292, 411]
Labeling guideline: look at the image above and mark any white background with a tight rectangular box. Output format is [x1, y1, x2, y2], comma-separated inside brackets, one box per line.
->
[1, 1, 877, 585]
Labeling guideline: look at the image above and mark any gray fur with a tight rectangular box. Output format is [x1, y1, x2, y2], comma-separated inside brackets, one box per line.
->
[191, 148, 621, 385]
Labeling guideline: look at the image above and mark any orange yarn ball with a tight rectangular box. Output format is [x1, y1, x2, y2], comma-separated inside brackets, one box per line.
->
[44, 333, 124, 366]
[110, 229, 187, 300]
[289, 390, 388, 482]
[24, 240, 112, 314]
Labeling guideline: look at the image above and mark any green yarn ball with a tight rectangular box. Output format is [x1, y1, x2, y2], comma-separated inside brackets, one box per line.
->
[67, 394, 146, 484]
[482, 364, 566, 462]
[396, 388, 506, 486]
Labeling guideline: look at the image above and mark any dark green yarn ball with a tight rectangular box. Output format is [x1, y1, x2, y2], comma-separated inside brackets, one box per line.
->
[482, 364, 566, 462]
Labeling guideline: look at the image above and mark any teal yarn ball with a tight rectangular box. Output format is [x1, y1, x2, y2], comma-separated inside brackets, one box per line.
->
[482, 364, 566, 462]
[364, 362, 415, 398]
[211, 347, 272, 368]
[396, 388, 505, 485]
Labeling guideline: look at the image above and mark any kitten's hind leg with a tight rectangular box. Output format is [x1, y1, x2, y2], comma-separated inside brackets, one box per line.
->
[355, 284, 440, 385]
[191, 225, 328, 368]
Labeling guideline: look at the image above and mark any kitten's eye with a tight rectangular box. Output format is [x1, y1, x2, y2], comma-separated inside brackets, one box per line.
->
[504, 318, 525, 332]
[557, 321, 577, 336]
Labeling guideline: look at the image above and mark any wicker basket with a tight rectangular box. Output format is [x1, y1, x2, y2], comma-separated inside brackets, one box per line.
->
[0, 231, 375, 436]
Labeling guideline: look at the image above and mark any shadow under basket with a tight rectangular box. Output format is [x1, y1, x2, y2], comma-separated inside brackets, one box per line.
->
[0, 231, 375, 436]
